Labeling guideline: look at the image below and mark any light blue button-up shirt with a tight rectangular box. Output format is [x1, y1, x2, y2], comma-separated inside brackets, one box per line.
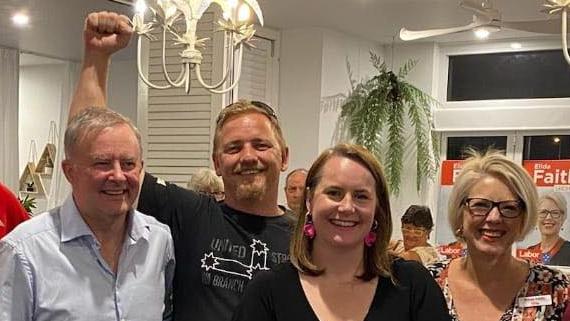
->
[0, 196, 175, 321]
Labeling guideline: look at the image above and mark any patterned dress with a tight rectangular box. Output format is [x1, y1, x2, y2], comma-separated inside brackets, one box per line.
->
[428, 259, 570, 321]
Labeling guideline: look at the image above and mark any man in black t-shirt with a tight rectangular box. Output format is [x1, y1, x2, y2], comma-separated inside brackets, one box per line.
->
[69, 12, 293, 321]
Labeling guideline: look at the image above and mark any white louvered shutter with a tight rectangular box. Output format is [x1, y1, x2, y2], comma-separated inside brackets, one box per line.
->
[145, 12, 215, 187]
[236, 35, 277, 107]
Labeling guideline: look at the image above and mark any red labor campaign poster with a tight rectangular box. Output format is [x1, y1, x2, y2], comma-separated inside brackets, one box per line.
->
[435, 160, 467, 259]
[517, 160, 570, 267]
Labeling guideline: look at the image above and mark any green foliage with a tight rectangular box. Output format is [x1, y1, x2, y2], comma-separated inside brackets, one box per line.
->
[18, 194, 37, 214]
[340, 53, 440, 194]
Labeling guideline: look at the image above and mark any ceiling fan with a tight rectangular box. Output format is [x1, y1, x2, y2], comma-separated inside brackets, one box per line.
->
[399, 0, 564, 41]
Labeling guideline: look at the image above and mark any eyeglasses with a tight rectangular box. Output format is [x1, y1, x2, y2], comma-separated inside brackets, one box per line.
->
[251, 100, 278, 120]
[216, 100, 279, 125]
[538, 209, 564, 219]
[465, 197, 524, 218]
[401, 226, 427, 236]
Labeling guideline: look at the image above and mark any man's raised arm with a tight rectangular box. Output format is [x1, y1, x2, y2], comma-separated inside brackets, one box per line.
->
[69, 11, 133, 122]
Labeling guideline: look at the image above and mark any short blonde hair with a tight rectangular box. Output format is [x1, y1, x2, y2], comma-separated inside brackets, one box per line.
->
[539, 192, 567, 219]
[448, 150, 538, 241]
[213, 100, 286, 155]
[188, 168, 224, 194]
[289, 144, 393, 281]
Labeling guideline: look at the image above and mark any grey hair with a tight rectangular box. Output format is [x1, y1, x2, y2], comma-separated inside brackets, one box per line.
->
[65, 107, 142, 159]
[188, 168, 224, 193]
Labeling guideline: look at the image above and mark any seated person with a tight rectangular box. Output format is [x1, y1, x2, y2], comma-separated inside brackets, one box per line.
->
[390, 205, 439, 265]
[188, 167, 225, 202]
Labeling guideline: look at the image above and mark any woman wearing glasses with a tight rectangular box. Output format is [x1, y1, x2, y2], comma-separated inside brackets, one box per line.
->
[428, 150, 570, 321]
[390, 205, 439, 265]
[527, 192, 570, 266]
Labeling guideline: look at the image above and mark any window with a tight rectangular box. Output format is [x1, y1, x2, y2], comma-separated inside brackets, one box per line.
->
[448, 50, 570, 101]
[523, 135, 570, 160]
[446, 136, 507, 160]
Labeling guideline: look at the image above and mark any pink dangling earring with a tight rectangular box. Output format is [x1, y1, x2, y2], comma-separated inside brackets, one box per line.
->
[364, 220, 378, 247]
[303, 213, 316, 239]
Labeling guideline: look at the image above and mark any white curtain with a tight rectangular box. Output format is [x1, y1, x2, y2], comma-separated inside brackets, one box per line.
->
[46, 62, 79, 209]
[0, 48, 19, 190]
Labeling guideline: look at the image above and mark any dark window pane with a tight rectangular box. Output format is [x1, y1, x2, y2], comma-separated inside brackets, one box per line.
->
[447, 136, 507, 160]
[448, 50, 570, 101]
[523, 135, 570, 160]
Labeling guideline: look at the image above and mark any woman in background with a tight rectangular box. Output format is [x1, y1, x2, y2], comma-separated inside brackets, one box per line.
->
[428, 150, 570, 321]
[527, 192, 570, 266]
[232, 144, 450, 321]
[391, 205, 439, 265]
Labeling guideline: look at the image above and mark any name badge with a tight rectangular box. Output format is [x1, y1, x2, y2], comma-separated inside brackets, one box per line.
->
[518, 295, 552, 308]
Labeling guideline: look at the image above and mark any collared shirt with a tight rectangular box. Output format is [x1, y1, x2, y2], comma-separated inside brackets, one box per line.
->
[0, 196, 175, 321]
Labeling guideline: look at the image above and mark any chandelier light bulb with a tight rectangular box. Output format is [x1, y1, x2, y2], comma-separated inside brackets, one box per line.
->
[12, 13, 29, 26]
[237, 4, 251, 22]
[228, 0, 239, 9]
[135, 0, 147, 14]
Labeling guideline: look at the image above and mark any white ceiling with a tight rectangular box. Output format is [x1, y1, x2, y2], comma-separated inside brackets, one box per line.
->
[0, 0, 562, 63]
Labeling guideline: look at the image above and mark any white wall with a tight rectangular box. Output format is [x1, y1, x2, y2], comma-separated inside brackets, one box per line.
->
[18, 58, 138, 212]
[278, 28, 383, 206]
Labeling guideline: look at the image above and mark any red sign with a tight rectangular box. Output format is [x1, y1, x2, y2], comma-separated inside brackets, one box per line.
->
[437, 242, 466, 259]
[516, 248, 542, 264]
[440, 160, 464, 186]
[523, 160, 570, 187]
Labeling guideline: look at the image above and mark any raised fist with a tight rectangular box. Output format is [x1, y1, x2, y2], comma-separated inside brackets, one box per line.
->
[84, 11, 133, 57]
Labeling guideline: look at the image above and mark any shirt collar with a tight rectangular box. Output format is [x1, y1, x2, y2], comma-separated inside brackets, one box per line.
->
[60, 196, 150, 244]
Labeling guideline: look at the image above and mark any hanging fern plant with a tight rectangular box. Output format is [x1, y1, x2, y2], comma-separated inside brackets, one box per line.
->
[340, 52, 440, 194]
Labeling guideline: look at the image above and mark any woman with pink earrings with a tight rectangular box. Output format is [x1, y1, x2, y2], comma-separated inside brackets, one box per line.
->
[231, 144, 450, 321]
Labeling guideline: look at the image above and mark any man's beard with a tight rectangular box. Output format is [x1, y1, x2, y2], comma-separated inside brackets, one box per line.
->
[235, 176, 266, 201]
[233, 163, 267, 201]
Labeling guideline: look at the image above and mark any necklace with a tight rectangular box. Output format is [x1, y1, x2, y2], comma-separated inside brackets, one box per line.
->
[541, 238, 564, 264]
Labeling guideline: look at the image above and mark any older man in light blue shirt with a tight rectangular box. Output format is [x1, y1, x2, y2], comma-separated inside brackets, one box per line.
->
[0, 107, 175, 321]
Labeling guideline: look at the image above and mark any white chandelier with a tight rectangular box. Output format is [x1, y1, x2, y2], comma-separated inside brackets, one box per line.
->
[131, 0, 264, 94]
[543, 0, 570, 65]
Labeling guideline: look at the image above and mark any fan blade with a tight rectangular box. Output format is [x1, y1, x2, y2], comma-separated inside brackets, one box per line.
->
[400, 19, 487, 41]
[501, 19, 566, 34]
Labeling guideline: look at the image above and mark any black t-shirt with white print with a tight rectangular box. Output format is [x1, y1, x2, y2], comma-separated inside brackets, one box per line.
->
[138, 173, 292, 321]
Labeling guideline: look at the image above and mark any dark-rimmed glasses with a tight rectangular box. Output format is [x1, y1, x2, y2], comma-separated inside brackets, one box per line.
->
[538, 209, 564, 219]
[250, 100, 278, 120]
[401, 226, 427, 237]
[216, 100, 278, 125]
[465, 197, 524, 218]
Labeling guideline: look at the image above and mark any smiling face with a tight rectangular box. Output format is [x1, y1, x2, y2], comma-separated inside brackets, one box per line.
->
[308, 156, 377, 251]
[402, 224, 429, 251]
[62, 124, 142, 220]
[213, 112, 288, 204]
[462, 175, 523, 258]
[538, 198, 565, 238]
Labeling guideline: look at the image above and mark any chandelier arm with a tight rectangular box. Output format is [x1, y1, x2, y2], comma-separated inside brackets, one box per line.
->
[137, 36, 173, 89]
[161, 28, 187, 87]
[185, 63, 192, 94]
[562, 9, 570, 65]
[195, 44, 244, 94]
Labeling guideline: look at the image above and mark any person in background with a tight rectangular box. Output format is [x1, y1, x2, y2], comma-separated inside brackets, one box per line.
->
[231, 144, 451, 321]
[0, 107, 175, 321]
[188, 168, 225, 202]
[390, 205, 439, 265]
[428, 150, 570, 321]
[527, 192, 570, 266]
[0, 182, 30, 239]
[281, 168, 307, 223]
[69, 12, 292, 321]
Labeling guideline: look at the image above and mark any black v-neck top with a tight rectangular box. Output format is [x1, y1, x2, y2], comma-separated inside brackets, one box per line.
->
[231, 259, 451, 321]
